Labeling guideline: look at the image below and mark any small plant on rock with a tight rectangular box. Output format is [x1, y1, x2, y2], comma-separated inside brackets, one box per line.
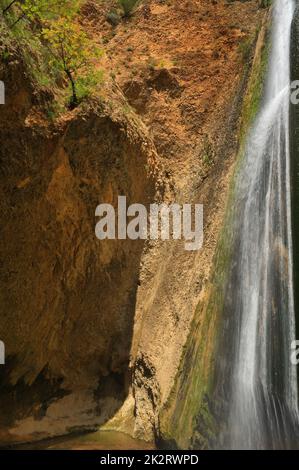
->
[118, 0, 139, 18]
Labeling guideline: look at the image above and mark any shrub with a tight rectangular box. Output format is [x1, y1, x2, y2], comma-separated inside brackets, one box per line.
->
[42, 18, 103, 108]
[118, 0, 139, 17]
[71, 69, 104, 103]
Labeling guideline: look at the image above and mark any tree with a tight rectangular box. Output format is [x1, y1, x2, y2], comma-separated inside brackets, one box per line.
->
[42, 17, 102, 108]
[2, 0, 102, 108]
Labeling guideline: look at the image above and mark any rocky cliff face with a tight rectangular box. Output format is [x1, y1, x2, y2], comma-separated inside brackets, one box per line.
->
[0, 0, 265, 446]
[0, 46, 162, 442]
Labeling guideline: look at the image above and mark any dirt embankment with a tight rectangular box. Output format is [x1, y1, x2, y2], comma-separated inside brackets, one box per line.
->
[0, 0, 265, 446]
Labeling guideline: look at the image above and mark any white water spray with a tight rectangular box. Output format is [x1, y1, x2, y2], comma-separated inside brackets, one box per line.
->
[224, 0, 298, 449]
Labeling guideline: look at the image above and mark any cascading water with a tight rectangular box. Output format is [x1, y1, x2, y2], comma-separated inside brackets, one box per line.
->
[217, 0, 299, 449]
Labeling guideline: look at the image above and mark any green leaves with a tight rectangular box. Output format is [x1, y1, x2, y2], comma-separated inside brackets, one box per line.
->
[21, 0, 82, 21]
[3, 0, 103, 108]
[42, 17, 102, 75]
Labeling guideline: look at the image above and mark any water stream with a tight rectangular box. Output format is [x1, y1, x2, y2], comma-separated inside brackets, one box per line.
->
[218, 0, 299, 449]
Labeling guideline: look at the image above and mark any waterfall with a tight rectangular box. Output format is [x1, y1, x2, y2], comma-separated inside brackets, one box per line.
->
[218, 0, 299, 449]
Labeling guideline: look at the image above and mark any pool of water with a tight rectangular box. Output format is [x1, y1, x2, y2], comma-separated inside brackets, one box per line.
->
[9, 430, 155, 450]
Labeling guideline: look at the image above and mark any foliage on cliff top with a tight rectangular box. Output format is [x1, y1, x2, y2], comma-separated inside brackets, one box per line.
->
[0, 0, 104, 110]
